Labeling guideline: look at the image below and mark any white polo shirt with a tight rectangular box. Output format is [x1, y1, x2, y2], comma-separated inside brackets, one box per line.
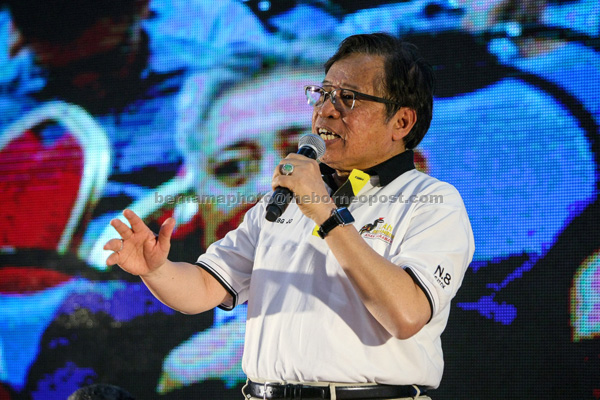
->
[197, 150, 474, 388]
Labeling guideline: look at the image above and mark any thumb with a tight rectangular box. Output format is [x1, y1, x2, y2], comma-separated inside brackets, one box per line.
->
[156, 217, 176, 251]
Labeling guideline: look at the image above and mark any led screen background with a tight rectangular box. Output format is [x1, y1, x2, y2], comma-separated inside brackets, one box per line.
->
[0, 0, 599, 398]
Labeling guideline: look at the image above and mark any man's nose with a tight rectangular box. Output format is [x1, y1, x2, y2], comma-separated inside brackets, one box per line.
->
[318, 93, 341, 117]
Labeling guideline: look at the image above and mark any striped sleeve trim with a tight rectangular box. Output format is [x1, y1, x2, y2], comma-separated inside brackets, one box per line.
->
[195, 261, 238, 311]
[404, 267, 435, 323]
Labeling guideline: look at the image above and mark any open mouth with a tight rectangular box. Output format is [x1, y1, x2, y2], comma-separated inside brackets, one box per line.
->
[318, 128, 341, 141]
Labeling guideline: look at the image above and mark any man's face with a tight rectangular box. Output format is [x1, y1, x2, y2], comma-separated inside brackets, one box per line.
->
[312, 53, 404, 175]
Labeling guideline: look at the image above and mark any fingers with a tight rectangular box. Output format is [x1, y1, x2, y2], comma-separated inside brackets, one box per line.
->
[271, 171, 293, 191]
[272, 155, 309, 189]
[109, 209, 148, 239]
[105, 250, 120, 266]
[104, 238, 124, 253]
[156, 217, 176, 251]
[105, 209, 154, 267]
[123, 209, 149, 233]
[273, 154, 310, 175]
[103, 238, 124, 266]
[110, 218, 131, 238]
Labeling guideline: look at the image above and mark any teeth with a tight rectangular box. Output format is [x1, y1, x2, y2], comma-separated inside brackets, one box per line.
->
[321, 134, 338, 141]
[318, 128, 339, 141]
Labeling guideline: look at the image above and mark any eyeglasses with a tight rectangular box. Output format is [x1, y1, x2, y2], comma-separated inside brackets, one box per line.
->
[304, 85, 402, 111]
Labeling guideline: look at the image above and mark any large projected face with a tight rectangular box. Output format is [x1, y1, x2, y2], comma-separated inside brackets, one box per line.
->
[181, 67, 322, 245]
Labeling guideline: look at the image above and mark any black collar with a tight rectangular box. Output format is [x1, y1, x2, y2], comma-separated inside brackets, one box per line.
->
[320, 149, 415, 188]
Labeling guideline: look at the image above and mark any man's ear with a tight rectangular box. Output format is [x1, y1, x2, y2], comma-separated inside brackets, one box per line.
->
[391, 107, 417, 142]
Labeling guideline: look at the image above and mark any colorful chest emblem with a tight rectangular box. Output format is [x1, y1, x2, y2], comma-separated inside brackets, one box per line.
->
[359, 217, 395, 244]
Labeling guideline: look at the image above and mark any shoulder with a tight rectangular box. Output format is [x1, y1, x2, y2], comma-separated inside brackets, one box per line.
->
[395, 169, 464, 203]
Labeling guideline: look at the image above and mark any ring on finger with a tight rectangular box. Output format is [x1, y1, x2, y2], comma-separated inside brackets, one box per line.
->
[280, 163, 294, 176]
[118, 239, 124, 253]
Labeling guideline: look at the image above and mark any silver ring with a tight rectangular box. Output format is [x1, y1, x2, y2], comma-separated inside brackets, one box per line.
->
[117, 239, 124, 253]
[280, 163, 294, 176]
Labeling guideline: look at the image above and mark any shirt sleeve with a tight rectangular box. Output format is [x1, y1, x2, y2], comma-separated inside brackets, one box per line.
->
[196, 200, 264, 310]
[390, 184, 475, 319]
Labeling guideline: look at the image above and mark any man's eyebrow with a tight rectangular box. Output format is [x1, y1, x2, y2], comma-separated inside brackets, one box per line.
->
[322, 80, 361, 91]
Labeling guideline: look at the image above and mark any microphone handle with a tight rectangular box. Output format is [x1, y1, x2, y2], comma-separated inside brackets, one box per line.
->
[265, 187, 293, 222]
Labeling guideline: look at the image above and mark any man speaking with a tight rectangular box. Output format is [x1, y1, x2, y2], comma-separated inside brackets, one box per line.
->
[105, 33, 474, 399]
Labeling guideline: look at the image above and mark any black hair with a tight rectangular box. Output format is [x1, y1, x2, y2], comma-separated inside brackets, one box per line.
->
[325, 33, 435, 149]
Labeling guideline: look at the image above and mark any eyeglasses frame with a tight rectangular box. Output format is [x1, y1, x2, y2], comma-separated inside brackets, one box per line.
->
[304, 85, 403, 111]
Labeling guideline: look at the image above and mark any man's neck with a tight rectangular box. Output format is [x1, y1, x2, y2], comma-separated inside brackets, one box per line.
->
[332, 172, 349, 187]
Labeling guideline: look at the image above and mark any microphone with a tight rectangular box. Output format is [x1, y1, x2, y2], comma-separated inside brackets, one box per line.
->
[265, 134, 326, 222]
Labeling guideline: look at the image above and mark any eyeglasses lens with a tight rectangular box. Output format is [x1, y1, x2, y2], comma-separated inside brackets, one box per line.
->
[306, 87, 323, 106]
[305, 86, 355, 110]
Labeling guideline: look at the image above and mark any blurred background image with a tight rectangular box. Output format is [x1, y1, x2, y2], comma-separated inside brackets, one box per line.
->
[0, 0, 598, 399]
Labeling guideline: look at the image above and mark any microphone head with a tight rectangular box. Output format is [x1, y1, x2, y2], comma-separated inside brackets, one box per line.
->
[298, 134, 326, 160]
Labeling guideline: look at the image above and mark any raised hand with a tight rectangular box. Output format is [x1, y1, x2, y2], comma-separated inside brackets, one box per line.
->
[104, 209, 176, 276]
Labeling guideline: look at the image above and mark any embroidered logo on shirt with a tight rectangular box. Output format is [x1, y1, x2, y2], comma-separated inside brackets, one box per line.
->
[359, 218, 384, 234]
[434, 265, 452, 288]
[359, 218, 394, 244]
